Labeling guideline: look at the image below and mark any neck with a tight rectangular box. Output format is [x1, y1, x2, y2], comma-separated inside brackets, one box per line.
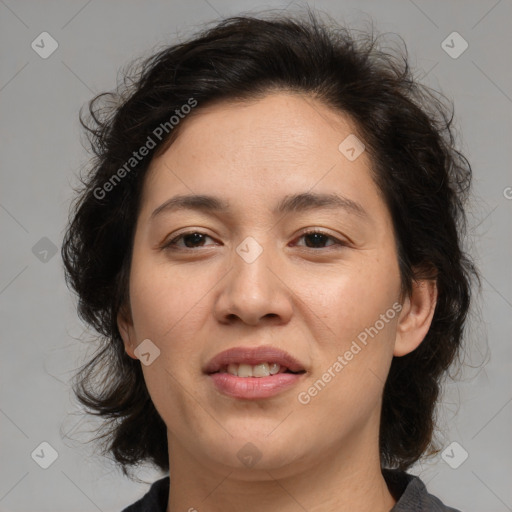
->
[165, 427, 396, 512]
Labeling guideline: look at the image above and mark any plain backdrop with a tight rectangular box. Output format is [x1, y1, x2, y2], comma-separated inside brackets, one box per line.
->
[1, 1, 511, 511]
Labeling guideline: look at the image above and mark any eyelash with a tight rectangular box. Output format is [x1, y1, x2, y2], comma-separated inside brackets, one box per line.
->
[162, 229, 347, 251]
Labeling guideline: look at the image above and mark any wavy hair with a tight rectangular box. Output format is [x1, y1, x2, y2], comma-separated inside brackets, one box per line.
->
[61, 10, 479, 476]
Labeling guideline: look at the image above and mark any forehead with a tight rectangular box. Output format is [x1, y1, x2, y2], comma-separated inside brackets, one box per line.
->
[161, 92, 362, 168]
[140, 92, 382, 219]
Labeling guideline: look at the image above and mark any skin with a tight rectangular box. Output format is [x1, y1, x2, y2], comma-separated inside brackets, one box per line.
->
[118, 92, 437, 512]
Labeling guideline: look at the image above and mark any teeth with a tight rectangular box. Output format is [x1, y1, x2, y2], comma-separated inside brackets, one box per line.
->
[269, 363, 280, 375]
[253, 363, 270, 377]
[237, 364, 253, 378]
[225, 362, 283, 377]
[227, 363, 239, 376]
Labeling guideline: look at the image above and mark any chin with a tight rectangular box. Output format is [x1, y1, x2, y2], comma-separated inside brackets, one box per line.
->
[200, 430, 306, 474]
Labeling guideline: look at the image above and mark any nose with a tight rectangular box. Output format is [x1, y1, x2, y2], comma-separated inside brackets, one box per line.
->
[213, 239, 294, 326]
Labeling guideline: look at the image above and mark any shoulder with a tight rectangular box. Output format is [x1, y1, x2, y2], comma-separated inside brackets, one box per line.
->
[121, 476, 170, 512]
[383, 469, 462, 512]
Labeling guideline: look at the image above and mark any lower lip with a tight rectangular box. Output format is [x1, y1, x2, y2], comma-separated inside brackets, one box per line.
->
[208, 372, 305, 399]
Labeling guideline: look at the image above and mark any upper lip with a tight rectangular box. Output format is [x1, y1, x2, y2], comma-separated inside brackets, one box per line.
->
[204, 345, 306, 374]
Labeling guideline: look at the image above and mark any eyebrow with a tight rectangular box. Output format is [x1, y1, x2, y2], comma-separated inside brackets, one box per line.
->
[150, 192, 369, 220]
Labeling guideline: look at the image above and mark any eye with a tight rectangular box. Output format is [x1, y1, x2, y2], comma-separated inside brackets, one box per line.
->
[162, 229, 346, 252]
[293, 230, 346, 249]
[162, 231, 217, 250]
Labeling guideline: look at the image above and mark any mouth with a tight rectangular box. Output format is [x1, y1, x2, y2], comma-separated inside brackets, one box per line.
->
[204, 346, 307, 399]
[211, 362, 306, 378]
[203, 345, 306, 375]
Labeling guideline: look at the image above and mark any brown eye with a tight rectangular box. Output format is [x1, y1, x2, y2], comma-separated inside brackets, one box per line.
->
[163, 231, 216, 250]
[295, 230, 346, 249]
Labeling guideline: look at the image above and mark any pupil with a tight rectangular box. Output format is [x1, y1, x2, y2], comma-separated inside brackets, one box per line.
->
[182, 233, 327, 249]
[305, 233, 326, 248]
[184, 233, 204, 248]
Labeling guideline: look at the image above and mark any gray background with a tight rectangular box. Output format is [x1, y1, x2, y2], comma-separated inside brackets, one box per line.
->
[1, 0, 511, 510]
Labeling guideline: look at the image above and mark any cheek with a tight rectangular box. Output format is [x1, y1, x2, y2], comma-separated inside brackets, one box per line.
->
[296, 256, 401, 342]
[128, 256, 208, 336]
[296, 273, 399, 426]
[294, 257, 400, 420]
[128, 260, 212, 422]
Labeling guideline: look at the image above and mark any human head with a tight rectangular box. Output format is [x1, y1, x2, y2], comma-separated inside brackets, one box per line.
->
[61, 11, 477, 476]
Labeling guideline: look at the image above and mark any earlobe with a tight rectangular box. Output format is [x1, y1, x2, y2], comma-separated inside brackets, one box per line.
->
[117, 307, 137, 360]
[394, 279, 438, 357]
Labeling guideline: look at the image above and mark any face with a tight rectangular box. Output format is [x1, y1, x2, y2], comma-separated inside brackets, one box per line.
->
[118, 92, 430, 479]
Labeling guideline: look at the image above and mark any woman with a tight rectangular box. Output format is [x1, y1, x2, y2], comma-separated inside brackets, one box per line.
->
[62, 10, 477, 512]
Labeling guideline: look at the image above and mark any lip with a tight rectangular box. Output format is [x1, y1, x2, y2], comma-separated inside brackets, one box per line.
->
[208, 372, 305, 399]
[203, 345, 306, 374]
[204, 345, 307, 400]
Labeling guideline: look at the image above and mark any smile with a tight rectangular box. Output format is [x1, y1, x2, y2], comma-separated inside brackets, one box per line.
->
[217, 362, 304, 378]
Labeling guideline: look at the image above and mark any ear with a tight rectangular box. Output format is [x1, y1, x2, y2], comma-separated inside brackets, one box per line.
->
[394, 278, 437, 357]
[117, 305, 137, 360]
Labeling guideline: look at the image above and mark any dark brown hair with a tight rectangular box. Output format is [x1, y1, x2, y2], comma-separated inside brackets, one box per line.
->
[61, 10, 478, 476]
